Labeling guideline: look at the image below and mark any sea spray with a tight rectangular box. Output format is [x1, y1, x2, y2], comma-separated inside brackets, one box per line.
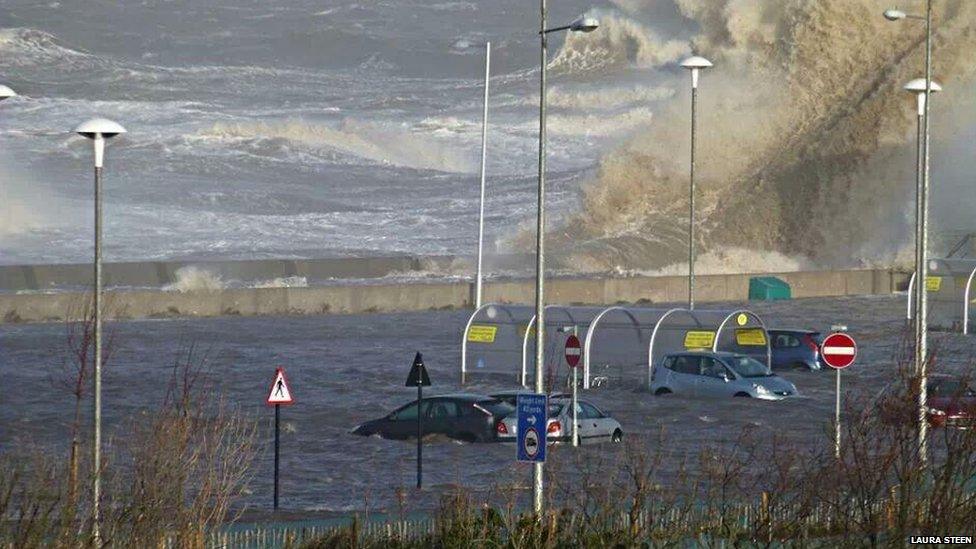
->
[540, 0, 976, 272]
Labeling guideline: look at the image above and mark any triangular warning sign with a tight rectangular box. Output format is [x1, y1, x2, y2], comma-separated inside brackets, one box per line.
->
[267, 367, 294, 405]
[405, 352, 431, 387]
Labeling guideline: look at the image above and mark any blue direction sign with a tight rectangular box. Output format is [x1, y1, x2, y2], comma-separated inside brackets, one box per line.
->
[516, 393, 547, 463]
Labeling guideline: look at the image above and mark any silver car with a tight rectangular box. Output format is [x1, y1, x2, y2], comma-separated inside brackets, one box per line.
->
[650, 351, 798, 400]
[496, 396, 623, 445]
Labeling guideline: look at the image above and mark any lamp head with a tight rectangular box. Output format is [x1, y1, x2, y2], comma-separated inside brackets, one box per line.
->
[681, 56, 713, 70]
[903, 78, 942, 94]
[883, 9, 907, 21]
[569, 16, 599, 33]
[0, 85, 16, 101]
[74, 118, 127, 140]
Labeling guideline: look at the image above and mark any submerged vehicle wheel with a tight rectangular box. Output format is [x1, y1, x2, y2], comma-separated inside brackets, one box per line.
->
[734, 392, 751, 398]
[654, 388, 672, 396]
[611, 429, 623, 443]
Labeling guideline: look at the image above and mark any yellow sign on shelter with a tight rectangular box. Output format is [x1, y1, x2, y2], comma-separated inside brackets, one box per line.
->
[925, 276, 942, 292]
[684, 330, 716, 349]
[735, 328, 767, 346]
[467, 325, 498, 343]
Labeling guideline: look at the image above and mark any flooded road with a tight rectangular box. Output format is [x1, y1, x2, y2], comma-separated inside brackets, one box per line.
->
[2, 294, 972, 515]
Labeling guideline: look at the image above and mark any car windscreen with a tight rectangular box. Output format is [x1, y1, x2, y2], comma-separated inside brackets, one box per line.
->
[928, 380, 976, 398]
[476, 399, 516, 417]
[727, 355, 770, 378]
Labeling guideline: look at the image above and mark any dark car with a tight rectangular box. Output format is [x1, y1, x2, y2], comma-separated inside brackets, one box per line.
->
[351, 393, 514, 443]
[926, 375, 976, 429]
[769, 329, 822, 371]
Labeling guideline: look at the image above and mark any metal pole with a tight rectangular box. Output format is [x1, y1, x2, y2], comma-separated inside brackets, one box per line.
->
[416, 384, 423, 489]
[688, 72, 699, 310]
[274, 403, 280, 510]
[834, 368, 841, 459]
[917, 0, 932, 463]
[92, 160, 103, 545]
[533, 0, 547, 517]
[476, 42, 491, 309]
[571, 326, 578, 448]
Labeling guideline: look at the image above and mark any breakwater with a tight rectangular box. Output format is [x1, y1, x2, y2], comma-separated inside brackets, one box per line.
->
[0, 266, 907, 323]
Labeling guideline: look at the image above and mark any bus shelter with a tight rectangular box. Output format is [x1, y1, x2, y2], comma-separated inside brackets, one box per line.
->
[461, 304, 770, 390]
[905, 259, 976, 333]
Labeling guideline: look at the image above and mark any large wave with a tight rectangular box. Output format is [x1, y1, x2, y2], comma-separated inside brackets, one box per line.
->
[197, 118, 478, 173]
[542, 0, 976, 272]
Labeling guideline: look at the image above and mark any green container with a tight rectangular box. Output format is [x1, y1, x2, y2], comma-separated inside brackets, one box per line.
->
[749, 276, 791, 300]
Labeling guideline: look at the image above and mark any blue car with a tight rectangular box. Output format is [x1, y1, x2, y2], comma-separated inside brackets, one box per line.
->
[768, 329, 822, 371]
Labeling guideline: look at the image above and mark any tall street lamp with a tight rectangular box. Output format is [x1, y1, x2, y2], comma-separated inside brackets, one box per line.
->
[535, 9, 598, 516]
[74, 117, 126, 545]
[885, 0, 934, 462]
[680, 56, 712, 310]
[475, 42, 490, 309]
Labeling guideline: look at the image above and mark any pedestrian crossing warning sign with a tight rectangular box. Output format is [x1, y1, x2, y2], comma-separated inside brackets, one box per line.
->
[266, 367, 294, 406]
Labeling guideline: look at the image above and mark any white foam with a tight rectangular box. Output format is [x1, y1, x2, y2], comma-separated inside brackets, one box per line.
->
[197, 118, 477, 173]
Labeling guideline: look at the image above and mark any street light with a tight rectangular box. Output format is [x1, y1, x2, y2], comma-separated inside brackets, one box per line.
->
[534, 6, 598, 516]
[74, 117, 126, 545]
[680, 55, 712, 310]
[885, 0, 934, 463]
[475, 42, 490, 309]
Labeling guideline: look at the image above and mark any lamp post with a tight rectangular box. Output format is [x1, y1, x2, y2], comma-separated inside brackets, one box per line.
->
[74, 118, 126, 545]
[885, 0, 934, 462]
[475, 42, 490, 309]
[535, 10, 598, 516]
[680, 56, 712, 310]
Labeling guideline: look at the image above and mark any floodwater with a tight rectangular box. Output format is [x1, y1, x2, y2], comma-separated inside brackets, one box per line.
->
[2, 294, 972, 515]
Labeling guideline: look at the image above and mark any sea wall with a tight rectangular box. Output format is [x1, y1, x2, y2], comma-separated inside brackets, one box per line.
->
[0, 269, 908, 324]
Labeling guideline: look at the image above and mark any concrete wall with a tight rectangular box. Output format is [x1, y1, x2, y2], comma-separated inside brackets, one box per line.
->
[0, 269, 908, 324]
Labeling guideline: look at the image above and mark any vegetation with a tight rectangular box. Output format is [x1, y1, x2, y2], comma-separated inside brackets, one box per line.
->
[0, 300, 256, 548]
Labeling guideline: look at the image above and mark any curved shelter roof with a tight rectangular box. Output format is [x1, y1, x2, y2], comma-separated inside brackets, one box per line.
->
[461, 304, 770, 389]
[905, 259, 976, 333]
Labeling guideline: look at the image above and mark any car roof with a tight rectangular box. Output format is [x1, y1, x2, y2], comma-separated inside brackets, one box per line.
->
[666, 350, 738, 357]
[768, 328, 819, 334]
[429, 393, 495, 401]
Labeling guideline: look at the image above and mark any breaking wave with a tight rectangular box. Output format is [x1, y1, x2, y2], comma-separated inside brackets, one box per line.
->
[198, 119, 477, 173]
[541, 0, 976, 271]
[549, 9, 688, 73]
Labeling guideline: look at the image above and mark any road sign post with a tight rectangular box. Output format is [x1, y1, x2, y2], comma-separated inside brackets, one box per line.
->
[406, 352, 431, 489]
[517, 393, 548, 464]
[821, 332, 857, 459]
[266, 367, 294, 510]
[565, 332, 581, 447]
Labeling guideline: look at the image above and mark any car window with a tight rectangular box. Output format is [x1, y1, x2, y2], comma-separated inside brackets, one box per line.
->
[700, 357, 728, 379]
[427, 400, 459, 419]
[773, 334, 799, 348]
[476, 399, 515, 417]
[673, 355, 701, 375]
[928, 380, 976, 398]
[580, 402, 603, 419]
[393, 400, 431, 421]
[726, 356, 769, 378]
[548, 403, 564, 417]
[662, 356, 675, 371]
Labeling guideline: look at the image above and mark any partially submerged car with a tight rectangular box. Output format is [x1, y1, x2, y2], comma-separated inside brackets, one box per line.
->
[769, 329, 822, 371]
[351, 393, 514, 442]
[651, 351, 798, 400]
[496, 396, 623, 445]
[926, 375, 976, 429]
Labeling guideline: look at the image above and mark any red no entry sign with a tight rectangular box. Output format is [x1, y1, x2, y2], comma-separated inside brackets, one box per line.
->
[821, 333, 857, 370]
[565, 335, 582, 368]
